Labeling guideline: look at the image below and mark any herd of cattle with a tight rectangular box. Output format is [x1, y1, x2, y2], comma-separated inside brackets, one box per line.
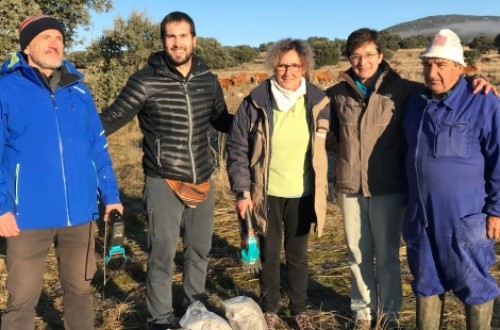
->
[218, 65, 480, 91]
[217, 72, 270, 90]
[217, 70, 340, 91]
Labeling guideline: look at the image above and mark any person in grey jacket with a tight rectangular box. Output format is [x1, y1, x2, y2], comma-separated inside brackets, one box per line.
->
[226, 39, 330, 330]
[99, 11, 233, 330]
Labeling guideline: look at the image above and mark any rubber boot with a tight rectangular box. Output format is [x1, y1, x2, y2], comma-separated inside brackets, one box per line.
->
[465, 299, 493, 330]
[416, 294, 445, 330]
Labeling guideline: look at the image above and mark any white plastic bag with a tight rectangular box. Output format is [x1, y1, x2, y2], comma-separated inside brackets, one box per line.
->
[224, 296, 267, 330]
[180, 300, 232, 330]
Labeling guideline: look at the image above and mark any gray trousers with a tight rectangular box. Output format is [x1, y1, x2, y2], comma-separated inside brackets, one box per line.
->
[338, 193, 403, 322]
[145, 176, 214, 325]
[1, 222, 96, 330]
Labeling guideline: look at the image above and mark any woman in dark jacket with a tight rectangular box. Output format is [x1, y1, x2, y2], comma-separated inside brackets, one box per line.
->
[226, 38, 330, 330]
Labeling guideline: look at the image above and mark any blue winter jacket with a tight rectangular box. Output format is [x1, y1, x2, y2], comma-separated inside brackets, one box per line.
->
[0, 52, 121, 229]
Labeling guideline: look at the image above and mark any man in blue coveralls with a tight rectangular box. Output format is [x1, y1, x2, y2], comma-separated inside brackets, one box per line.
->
[402, 28, 500, 330]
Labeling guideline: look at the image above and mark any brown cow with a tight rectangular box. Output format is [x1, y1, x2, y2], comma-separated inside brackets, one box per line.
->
[250, 72, 270, 84]
[218, 77, 232, 91]
[230, 72, 248, 86]
[312, 70, 333, 84]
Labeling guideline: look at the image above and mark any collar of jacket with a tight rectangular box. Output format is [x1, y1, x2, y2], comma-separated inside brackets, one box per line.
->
[420, 76, 466, 109]
[340, 60, 400, 98]
[148, 51, 209, 80]
[249, 79, 326, 111]
[1, 51, 81, 88]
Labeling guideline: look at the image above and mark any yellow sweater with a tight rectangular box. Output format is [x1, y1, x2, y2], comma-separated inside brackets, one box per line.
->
[268, 96, 313, 197]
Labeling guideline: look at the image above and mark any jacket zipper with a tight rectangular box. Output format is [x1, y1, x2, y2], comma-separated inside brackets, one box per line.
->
[416, 102, 429, 228]
[14, 163, 20, 214]
[51, 93, 72, 226]
[184, 82, 197, 183]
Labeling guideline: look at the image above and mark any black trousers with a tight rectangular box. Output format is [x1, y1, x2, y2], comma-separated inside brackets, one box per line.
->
[259, 195, 315, 314]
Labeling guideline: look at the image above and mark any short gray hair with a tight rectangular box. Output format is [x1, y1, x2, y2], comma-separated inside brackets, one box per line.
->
[265, 38, 315, 81]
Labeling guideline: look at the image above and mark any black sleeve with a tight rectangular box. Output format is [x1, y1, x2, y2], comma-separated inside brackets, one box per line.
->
[210, 78, 233, 133]
[99, 76, 147, 136]
[226, 98, 252, 194]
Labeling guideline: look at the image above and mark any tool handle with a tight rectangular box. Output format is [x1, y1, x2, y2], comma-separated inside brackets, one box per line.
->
[245, 207, 254, 231]
[108, 209, 122, 222]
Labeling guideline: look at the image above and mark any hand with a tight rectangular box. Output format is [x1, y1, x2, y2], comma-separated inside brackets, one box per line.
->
[0, 212, 20, 237]
[471, 76, 498, 96]
[486, 215, 500, 239]
[103, 203, 124, 222]
[236, 198, 253, 220]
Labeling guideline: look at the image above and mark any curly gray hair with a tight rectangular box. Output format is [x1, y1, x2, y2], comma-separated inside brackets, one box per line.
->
[265, 38, 315, 81]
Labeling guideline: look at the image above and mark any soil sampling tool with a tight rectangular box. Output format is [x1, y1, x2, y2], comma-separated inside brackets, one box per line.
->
[239, 207, 262, 274]
[103, 209, 128, 297]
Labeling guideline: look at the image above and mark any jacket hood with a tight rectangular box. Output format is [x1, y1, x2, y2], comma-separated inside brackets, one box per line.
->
[1, 51, 83, 84]
[1, 52, 23, 74]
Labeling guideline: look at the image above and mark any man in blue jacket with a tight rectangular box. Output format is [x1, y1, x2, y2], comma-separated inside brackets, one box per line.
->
[402, 29, 500, 329]
[0, 15, 123, 330]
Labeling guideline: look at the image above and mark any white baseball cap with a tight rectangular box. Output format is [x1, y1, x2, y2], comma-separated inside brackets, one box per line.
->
[420, 29, 465, 66]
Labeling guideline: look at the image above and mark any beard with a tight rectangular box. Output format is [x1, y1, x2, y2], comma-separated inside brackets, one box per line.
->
[165, 47, 193, 67]
[29, 50, 63, 71]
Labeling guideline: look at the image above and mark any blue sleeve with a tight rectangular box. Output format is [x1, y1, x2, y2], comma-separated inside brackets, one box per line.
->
[0, 99, 15, 216]
[85, 86, 121, 205]
[482, 96, 500, 216]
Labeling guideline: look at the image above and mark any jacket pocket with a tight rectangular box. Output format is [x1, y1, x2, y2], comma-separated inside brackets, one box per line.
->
[334, 158, 352, 183]
[433, 122, 469, 158]
[249, 126, 264, 167]
[154, 137, 162, 168]
[458, 213, 490, 247]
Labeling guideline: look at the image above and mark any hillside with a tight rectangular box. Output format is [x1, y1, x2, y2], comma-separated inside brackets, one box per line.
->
[384, 15, 500, 42]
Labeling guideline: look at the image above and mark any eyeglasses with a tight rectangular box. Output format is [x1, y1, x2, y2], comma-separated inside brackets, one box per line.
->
[349, 52, 379, 63]
[276, 64, 302, 72]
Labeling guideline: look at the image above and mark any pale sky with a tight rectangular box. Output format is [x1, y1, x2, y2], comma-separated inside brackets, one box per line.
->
[74, 0, 500, 50]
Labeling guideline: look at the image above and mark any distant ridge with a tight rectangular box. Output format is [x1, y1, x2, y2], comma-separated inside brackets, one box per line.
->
[383, 15, 500, 43]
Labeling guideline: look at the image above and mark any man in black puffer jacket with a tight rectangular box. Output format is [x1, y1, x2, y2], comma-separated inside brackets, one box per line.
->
[100, 11, 232, 330]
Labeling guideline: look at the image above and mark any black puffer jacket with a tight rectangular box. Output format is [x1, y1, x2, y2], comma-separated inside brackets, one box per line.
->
[100, 52, 232, 183]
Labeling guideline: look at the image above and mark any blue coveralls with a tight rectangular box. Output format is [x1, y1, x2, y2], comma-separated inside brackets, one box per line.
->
[402, 77, 500, 305]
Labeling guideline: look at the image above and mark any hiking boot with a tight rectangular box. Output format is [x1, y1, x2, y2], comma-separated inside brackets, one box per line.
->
[294, 312, 314, 330]
[264, 312, 280, 329]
